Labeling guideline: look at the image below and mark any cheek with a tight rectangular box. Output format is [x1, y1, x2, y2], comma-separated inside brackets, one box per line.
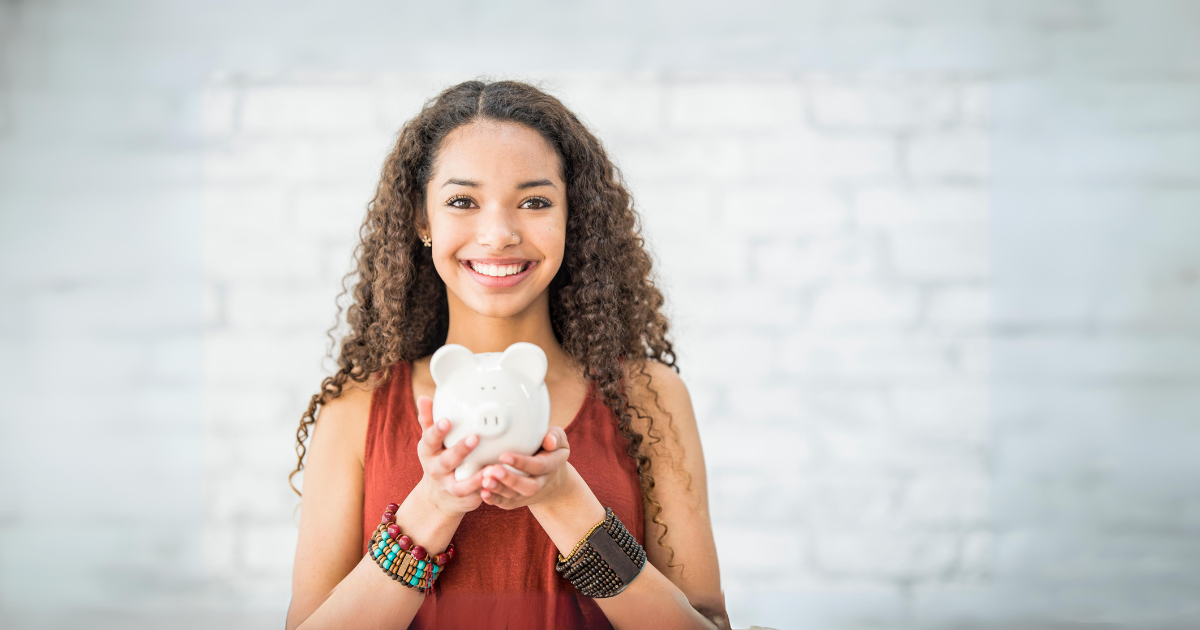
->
[541, 225, 566, 267]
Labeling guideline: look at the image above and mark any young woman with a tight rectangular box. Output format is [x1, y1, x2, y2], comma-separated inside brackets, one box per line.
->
[285, 80, 729, 630]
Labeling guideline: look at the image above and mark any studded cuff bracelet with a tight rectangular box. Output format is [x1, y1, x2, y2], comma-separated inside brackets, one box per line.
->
[554, 507, 647, 598]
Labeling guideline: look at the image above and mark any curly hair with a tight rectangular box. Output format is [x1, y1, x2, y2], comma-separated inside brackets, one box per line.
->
[289, 79, 680, 561]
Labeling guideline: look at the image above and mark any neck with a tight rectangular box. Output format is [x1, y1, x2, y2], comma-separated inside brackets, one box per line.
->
[443, 291, 577, 381]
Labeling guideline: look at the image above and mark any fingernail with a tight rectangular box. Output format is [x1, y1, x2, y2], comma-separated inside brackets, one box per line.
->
[549, 434, 558, 448]
[500, 454, 514, 465]
[466, 434, 478, 447]
[438, 419, 449, 431]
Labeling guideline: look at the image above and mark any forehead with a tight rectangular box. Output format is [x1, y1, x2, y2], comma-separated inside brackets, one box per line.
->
[431, 120, 563, 186]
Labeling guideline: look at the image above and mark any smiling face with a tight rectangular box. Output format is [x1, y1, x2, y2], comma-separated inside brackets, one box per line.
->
[423, 119, 568, 320]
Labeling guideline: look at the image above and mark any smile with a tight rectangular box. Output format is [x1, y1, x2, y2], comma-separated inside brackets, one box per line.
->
[461, 259, 537, 288]
[468, 260, 531, 277]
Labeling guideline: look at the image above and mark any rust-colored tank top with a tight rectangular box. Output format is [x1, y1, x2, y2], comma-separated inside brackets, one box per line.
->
[362, 361, 645, 629]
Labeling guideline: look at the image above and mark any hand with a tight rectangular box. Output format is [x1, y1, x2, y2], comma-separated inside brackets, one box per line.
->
[479, 426, 572, 510]
[415, 394, 485, 516]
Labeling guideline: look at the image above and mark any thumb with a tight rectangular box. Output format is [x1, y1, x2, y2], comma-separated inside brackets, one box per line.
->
[416, 395, 434, 430]
[543, 426, 569, 452]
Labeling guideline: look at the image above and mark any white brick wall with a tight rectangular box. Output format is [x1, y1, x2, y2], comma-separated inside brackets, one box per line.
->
[4, 2, 1200, 629]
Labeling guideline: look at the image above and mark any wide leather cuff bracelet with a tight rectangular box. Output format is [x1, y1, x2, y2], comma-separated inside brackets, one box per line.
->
[554, 507, 647, 598]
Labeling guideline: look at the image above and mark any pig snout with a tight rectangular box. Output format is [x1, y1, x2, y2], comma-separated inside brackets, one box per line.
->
[471, 402, 510, 438]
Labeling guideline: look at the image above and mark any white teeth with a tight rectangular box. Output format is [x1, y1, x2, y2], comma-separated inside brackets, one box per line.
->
[470, 261, 527, 277]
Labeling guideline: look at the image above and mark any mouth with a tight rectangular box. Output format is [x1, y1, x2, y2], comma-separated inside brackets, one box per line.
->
[461, 259, 537, 287]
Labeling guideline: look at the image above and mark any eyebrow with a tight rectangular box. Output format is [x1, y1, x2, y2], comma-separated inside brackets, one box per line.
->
[441, 178, 557, 190]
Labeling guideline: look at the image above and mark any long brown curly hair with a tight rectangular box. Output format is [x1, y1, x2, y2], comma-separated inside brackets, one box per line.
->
[289, 79, 680, 559]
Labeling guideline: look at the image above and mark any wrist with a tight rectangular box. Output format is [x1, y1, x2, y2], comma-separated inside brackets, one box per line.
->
[529, 464, 606, 556]
[395, 478, 464, 551]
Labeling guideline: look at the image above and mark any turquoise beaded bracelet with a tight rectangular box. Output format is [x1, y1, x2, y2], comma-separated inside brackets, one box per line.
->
[368, 502, 455, 593]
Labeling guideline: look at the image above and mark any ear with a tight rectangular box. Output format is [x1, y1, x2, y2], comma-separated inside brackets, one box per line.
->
[499, 342, 548, 386]
[430, 344, 478, 386]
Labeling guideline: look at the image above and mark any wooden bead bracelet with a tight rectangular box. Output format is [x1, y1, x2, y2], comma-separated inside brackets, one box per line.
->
[554, 507, 646, 598]
[367, 502, 455, 593]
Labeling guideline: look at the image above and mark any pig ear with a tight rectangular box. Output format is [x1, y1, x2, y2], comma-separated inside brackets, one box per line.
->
[430, 344, 478, 386]
[499, 342, 548, 386]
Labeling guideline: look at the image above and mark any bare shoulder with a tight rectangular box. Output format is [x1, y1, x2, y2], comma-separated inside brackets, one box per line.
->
[624, 359, 687, 400]
[311, 374, 382, 465]
[622, 360, 696, 457]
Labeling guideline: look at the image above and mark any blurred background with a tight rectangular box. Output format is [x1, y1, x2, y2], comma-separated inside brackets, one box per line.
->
[2, 1, 1199, 629]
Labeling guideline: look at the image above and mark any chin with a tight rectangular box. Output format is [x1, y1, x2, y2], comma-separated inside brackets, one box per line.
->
[460, 293, 540, 319]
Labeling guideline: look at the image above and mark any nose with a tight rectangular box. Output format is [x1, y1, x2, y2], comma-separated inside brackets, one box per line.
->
[472, 402, 510, 437]
[476, 205, 521, 250]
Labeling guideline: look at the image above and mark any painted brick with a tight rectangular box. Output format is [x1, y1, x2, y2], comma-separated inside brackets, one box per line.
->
[649, 228, 751, 284]
[202, 185, 287, 232]
[854, 185, 988, 227]
[808, 74, 960, 131]
[617, 135, 746, 182]
[240, 524, 300, 575]
[703, 424, 817, 476]
[224, 282, 340, 332]
[203, 233, 324, 282]
[203, 331, 328, 387]
[753, 234, 885, 288]
[377, 74, 462, 131]
[890, 384, 989, 444]
[666, 78, 804, 131]
[712, 524, 804, 574]
[778, 331, 960, 380]
[813, 531, 960, 580]
[292, 186, 371, 235]
[744, 132, 899, 181]
[622, 182, 715, 240]
[717, 185, 850, 235]
[549, 74, 666, 135]
[890, 224, 989, 281]
[671, 281, 801, 329]
[907, 129, 990, 181]
[809, 282, 921, 328]
[202, 82, 239, 137]
[204, 139, 321, 184]
[925, 285, 991, 329]
[240, 83, 379, 134]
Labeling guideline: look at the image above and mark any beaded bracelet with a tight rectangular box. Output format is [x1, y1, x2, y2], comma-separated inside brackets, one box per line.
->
[554, 507, 647, 598]
[367, 502, 456, 593]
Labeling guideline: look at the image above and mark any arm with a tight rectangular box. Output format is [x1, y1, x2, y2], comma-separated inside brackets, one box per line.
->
[478, 362, 728, 630]
[286, 390, 484, 630]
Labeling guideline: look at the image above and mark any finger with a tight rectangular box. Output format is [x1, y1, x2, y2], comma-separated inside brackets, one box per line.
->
[482, 465, 533, 498]
[500, 447, 570, 477]
[450, 471, 485, 497]
[416, 395, 434, 431]
[541, 426, 569, 453]
[481, 473, 521, 499]
[489, 467, 540, 497]
[481, 489, 515, 509]
[418, 418, 452, 458]
[433, 433, 479, 475]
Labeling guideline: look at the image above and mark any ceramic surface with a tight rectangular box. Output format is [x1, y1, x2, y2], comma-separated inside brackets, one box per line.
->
[431, 342, 551, 480]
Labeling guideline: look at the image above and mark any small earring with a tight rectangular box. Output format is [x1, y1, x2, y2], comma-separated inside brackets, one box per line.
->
[420, 234, 432, 248]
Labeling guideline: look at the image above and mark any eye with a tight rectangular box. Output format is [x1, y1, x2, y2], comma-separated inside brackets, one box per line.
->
[520, 196, 552, 210]
[446, 195, 476, 209]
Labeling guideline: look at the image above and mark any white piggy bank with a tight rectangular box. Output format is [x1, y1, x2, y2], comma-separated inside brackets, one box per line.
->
[431, 342, 551, 481]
